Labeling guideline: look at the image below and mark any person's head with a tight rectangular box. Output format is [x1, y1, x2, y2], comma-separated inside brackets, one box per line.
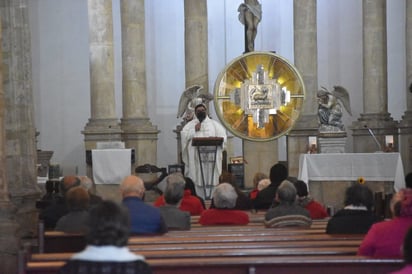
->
[294, 180, 309, 198]
[120, 175, 145, 199]
[194, 103, 207, 122]
[405, 173, 412, 189]
[164, 173, 185, 205]
[269, 163, 288, 186]
[402, 227, 412, 264]
[253, 172, 268, 188]
[60, 175, 81, 196]
[213, 182, 238, 209]
[65, 186, 90, 211]
[276, 180, 297, 205]
[79, 176, 93, 192]
[86, 200, 130, 247]
[391, 188, 412, 217]
[344, 184, 374, 211]
[257, 179, 270, 191]
[219, 170, 236, 185]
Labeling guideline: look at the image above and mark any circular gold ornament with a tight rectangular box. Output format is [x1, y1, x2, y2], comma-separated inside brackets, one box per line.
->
[213, 51, 306, 141]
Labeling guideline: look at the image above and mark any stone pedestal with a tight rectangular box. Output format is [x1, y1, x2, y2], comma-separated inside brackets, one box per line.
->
[318, 132, 347, 153]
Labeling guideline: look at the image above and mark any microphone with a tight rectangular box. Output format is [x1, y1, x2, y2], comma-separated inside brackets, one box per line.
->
[364, 125, 383, 152]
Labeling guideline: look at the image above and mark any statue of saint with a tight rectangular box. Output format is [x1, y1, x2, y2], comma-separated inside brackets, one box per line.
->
[238, 0, 262, 53]
[317, 86, 351, 132]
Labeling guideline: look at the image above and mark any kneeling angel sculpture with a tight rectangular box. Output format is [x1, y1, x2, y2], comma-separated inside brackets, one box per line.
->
[317, 86, 351, 132]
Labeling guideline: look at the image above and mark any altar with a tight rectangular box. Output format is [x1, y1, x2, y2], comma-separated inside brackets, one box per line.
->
[298, 152, 405, 210]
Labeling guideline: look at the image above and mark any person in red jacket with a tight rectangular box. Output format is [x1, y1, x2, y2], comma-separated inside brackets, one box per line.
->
[153, 173, 204, 216]
[294, 180, 329, 219]
[199, 183, 249, 225]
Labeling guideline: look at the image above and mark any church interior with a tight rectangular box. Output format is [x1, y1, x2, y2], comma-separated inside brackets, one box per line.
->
[0, 0, 411, 273]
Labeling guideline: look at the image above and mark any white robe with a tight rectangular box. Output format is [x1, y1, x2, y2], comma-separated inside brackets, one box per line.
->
[181, 116, 227, 200]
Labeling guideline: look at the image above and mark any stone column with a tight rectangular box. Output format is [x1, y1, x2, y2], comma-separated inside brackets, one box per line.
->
[120, 0, 159, 170]
[184, 0, 208, 91]
[83, 0, 121, 151]
[399, 0, 412, 174]
[287, 0, 319, 177]
[0, 1, 37, 272]
[352, 0, 397, 152]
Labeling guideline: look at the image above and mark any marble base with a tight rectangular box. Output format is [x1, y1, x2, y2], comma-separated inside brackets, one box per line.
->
[318, 136, 347, 153]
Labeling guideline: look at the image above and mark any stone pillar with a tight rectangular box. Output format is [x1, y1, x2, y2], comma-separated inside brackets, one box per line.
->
[184, 0, 208, 91]
[83, 0, 121, 152]
[399, 0, 412, 174]
[0, 1, 36, 272]
[352, 0, 397, 152]
[287, 0, 319, 177]
[120, 0, 159, 170]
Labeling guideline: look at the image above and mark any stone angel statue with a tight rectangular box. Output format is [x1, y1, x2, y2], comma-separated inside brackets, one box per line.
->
[177, 85, 214, 125]
[317, 86, 352, 132]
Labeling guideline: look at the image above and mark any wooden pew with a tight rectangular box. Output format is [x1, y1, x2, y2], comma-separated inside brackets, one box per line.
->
[39, 221, 330, 253]
[127, 233, 364, 245]
[30, 246, 360, 263]
[24, 255, 403, 274]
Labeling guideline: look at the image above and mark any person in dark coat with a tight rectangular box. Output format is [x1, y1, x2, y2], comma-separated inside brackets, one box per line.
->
[326, 184, 382, 234]
[39, 175, 81, 229]
[121, 175, 168, 235]
[253, 163, 288, 210]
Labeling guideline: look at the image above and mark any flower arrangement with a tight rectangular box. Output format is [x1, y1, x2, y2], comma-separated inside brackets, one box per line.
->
[357, 176, 365, 184]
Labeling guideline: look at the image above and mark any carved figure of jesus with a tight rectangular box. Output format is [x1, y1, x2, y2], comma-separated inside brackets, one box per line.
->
[238, 0, 262, 53]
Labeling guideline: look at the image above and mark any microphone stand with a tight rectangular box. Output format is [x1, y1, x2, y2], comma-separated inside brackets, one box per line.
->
[364, 125, 383, 152]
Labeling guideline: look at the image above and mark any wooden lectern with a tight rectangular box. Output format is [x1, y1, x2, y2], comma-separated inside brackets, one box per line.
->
[192, 137, 224, 200]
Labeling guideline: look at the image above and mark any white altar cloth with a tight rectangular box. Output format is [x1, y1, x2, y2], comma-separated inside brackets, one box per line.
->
[298, 152, 405, 191]
[92, 149, 131, 184]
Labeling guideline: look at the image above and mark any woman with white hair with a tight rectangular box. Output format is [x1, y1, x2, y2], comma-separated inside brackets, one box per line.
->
[199, 183, 249, 225]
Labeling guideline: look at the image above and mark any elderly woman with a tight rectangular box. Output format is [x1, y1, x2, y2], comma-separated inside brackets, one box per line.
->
[199, 183, 249, 225]
[358, 188, 412, 258]
[58, 200, 152, 274]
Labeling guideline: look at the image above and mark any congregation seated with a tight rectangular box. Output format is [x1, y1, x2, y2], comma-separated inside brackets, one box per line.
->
[294, 180, 328, 219]
[209, 170, 252, 210]
[158, 173, 191, 230]
[264, 180, 312, 228]
[326, 184, 382, 234]
[57, 200, 152, 274]
[55, 186, 90, 234]
[120, 175, 168, 235]
[39, 175, 81, 230]
[253, 163, 288, 210]
[199, 183, 249, 225]
[358, 188, 412, 258]
[153, 174, 205, 215]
